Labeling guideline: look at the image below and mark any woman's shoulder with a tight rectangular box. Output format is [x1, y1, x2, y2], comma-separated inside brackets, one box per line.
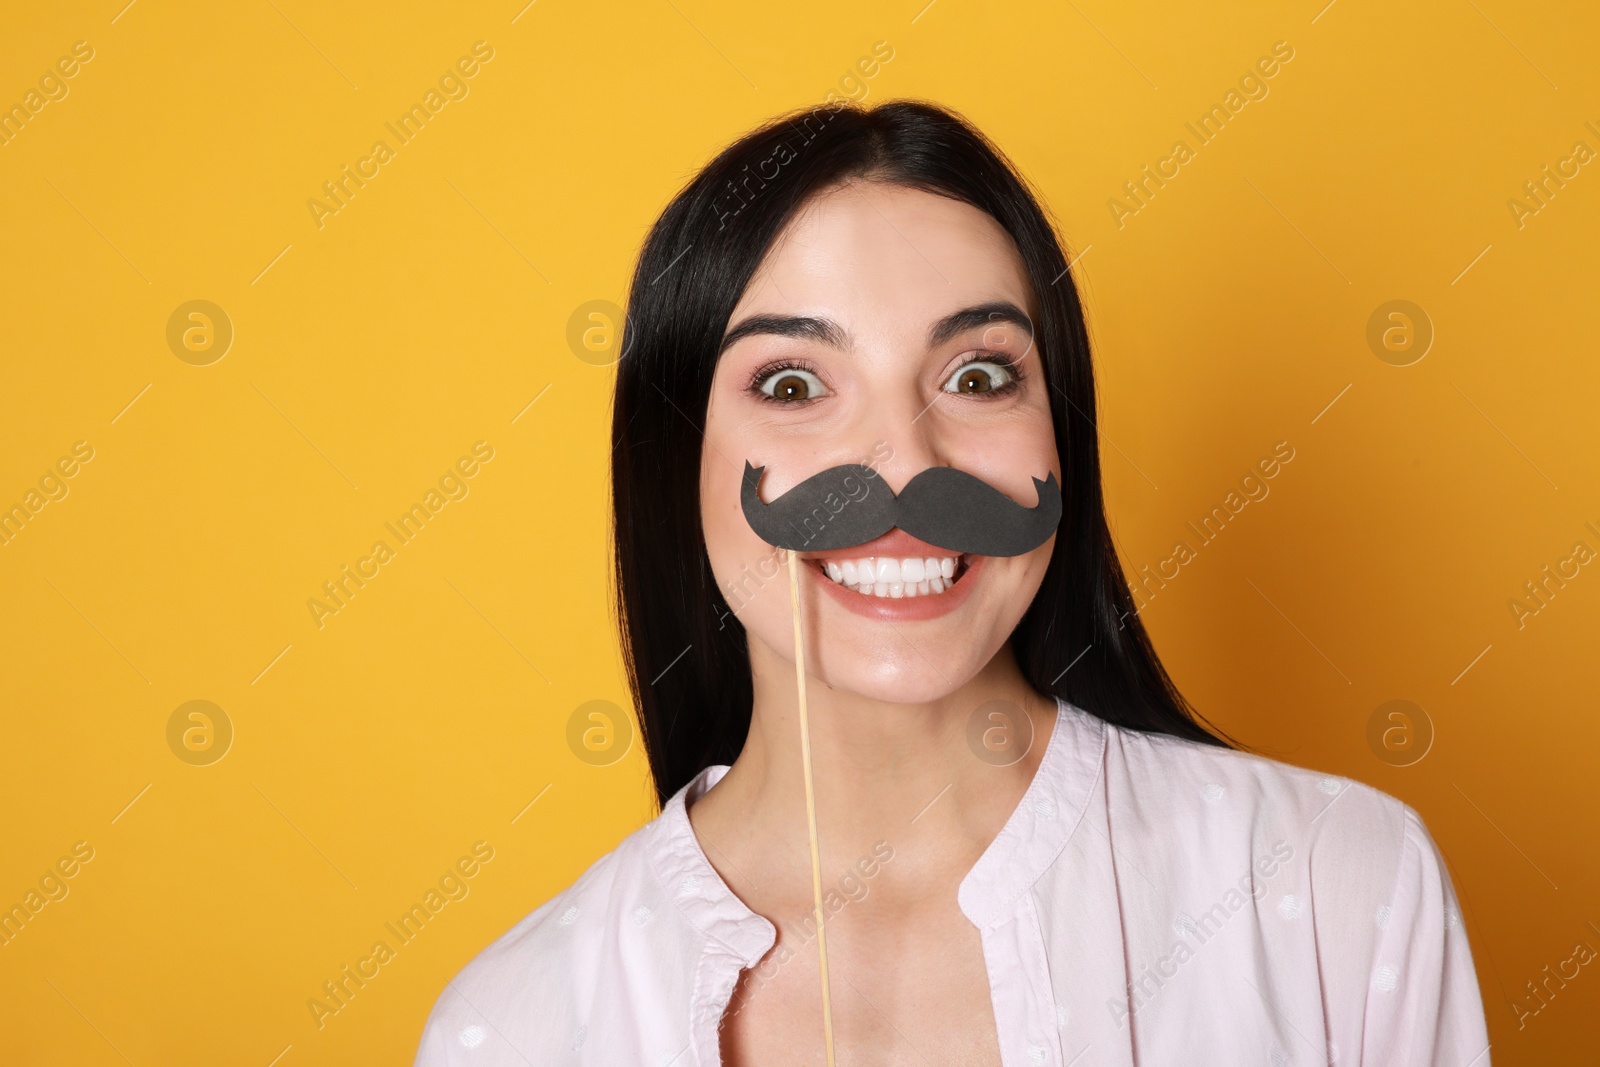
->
[1103, 718, 1418, 847]
[1084, 716, 1488, 1057]
[412, 812, 682, 1064]
[1090, 715, 1453, 914]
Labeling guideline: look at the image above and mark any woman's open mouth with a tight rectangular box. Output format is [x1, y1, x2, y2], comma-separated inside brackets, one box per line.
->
[798, 530, 983, 620]
[815, 554, 970, 598]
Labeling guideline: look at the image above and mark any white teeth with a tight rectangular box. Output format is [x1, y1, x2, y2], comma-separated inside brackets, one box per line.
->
[815, 555, 964, 599]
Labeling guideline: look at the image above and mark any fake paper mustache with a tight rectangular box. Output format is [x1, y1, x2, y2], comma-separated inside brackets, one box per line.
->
[741, 461, 1062, 556]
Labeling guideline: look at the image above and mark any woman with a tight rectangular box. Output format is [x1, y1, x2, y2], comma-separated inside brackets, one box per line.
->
[416, 100, 1490, 1065]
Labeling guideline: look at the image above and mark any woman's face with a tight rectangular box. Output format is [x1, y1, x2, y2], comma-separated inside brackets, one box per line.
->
[700, 181, 1058, 704]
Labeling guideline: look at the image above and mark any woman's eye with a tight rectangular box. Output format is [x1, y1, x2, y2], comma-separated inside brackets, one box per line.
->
[757, 367, 828, 402]
[942, 360, 1015, 395]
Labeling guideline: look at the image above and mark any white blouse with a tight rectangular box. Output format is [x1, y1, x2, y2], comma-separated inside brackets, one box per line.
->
[414, 698, 1491, 1066]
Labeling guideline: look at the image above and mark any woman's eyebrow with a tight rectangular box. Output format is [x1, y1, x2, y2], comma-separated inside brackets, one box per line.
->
[928, 301, 1034, 348]
[718, 301, 1033, 355]
[719, 314, 848, 355]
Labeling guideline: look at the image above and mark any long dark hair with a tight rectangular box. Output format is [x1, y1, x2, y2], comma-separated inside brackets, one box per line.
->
[611, 99, 1229, 808]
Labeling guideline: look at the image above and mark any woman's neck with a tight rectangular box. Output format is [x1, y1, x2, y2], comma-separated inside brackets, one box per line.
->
[686, 641, 1059, 913]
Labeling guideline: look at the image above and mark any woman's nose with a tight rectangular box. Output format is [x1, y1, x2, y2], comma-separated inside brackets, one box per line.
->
[853, 393, 948, 495]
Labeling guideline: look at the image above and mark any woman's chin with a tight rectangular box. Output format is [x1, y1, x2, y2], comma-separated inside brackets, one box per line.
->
[806, 650, 988, 706]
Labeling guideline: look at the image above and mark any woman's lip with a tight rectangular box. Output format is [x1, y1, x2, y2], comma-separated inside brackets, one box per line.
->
[808, 551, 985, 622]
[800, 529, 955, 562]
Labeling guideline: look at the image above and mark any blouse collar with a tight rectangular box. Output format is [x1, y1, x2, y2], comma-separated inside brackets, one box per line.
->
[644, 762, 777, 967]
[958, 697, 1106, 927]
[643, 696, 1105, 959]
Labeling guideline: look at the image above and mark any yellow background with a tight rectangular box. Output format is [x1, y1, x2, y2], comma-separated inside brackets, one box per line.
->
[2, 0, 1596, 1062]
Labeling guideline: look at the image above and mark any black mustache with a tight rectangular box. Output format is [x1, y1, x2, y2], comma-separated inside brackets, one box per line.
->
[741, 461, 1062, 556]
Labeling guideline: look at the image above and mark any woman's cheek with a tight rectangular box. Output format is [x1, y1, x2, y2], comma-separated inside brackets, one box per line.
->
[701, 479, 743, 598]
[703, 469, 784, 628]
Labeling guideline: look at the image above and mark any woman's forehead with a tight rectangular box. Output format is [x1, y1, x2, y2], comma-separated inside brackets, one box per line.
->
[731, 181, 1037, 332]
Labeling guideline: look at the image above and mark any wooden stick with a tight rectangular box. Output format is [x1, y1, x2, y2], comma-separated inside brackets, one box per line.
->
[787, 548, 837, 1065]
